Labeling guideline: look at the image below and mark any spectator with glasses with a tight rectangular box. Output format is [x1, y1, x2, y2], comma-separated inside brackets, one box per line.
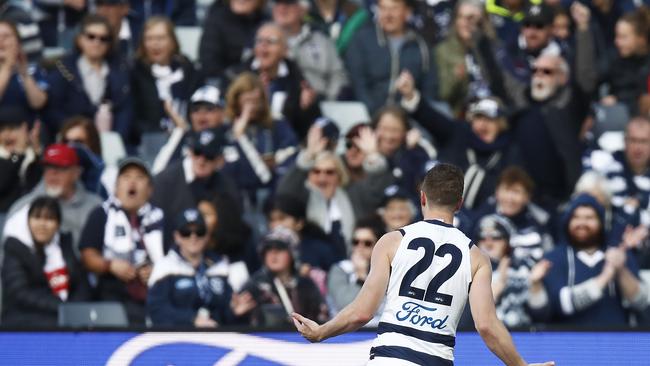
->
[152, 128, 241, 232]
[327, 217, 384, 322]
[147, 208, 255, 327]
[80, 157, 166, 324]
[45, 14, 133, 146]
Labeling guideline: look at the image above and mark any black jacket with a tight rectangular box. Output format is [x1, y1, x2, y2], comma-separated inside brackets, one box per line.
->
[1, 234, 90, 327]
[198, 2, 268, 82]
[130, 56, 202, 144]
[409, 97, 523, 210]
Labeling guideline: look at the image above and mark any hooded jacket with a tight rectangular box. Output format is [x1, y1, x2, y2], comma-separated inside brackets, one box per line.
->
[531, 194, 643, 326]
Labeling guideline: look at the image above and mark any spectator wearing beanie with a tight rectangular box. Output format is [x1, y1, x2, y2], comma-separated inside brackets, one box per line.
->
[2, 197, 90, 327]
[3, 143, 102, 249]
[239, 227, 329, 327]
[147, 208, 254, 327]
[79, 158, 166, 324]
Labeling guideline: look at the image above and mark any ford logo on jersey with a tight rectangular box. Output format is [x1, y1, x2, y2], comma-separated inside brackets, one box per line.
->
[396, 301, 449, 330]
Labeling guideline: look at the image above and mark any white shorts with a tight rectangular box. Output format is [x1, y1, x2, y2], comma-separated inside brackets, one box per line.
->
[367, 357, 420, 366]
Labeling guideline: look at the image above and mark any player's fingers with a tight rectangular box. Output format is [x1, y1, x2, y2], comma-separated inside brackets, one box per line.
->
[292, 316, 304, 331]
[291, 312, 306, 324]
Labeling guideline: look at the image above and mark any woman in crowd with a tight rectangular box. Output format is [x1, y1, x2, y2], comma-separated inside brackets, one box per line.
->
[327, 218, 384, 323]
[601, 6, 650, 115]
[371, 105, 434, 204]
[46, 14, 132, 146]
[197, 197, 252, 290]
[148, 208, 255, 327]
[130, 16, 202, 160]
[223, 72, 298, 193]
[0, 20, 47, 125]
[239, 227, 329, 327]
[1, 197, 89, 327]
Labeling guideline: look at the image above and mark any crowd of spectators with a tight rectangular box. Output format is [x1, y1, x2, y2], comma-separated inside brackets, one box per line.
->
[1, 0, 650, 330]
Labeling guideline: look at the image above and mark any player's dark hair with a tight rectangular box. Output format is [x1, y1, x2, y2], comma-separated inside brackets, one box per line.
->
[421, 163, 464, 210]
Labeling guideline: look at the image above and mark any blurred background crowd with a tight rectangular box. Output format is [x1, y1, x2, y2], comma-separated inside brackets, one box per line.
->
[1, 0, 650, 330]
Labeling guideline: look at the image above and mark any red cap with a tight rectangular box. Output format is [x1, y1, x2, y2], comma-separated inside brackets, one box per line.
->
[42, 143, 79, 167]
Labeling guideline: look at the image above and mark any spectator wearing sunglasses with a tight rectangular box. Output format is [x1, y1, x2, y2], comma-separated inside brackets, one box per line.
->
[501, 3, 593, 84]
[152, 128, 241, 233]
[130, 17, 202, 162]
[45, 15, 133, 146]
[79, 157, 166, 324]
[327, 217, 384, 322]
[147, 208, 255, 327]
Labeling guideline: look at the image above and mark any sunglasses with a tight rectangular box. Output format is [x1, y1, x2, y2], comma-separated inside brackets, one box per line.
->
[310, 168, 336, 176]
[179, 226, 207, 238]
[352, 238, 374, 248]
[84, 32, 111, 44]
[532, 67, 555, 76]
[345, 140, 358, 150]
[255, 36, 281, 46]
[523, 21, 546, 30]
[193, 148, 218, 160]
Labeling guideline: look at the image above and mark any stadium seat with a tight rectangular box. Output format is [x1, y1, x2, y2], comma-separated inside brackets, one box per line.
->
[99, 131, 127, 167]
[592, 103, 630, 152]
[320, 101, 371, 136]
[58, 302, 128, 328]
[175, 26, 202, 62]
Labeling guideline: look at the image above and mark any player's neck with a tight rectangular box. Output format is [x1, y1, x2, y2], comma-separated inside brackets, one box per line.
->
[422, 208, 454, 225]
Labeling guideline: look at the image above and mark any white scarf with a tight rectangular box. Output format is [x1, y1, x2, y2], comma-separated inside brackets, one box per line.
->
[151, 63, 184, 101]
[102, 197, 165, 265]
[8, 213, 68, 300]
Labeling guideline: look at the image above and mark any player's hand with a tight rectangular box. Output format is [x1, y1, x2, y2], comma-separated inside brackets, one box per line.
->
[292, 312, 322, 342]
[528, 362, 555, 366]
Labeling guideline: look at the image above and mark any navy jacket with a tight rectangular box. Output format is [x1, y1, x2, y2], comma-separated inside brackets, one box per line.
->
[147, 249, 238, 326]
[409, 96, 523, 210]
[45, 54, 133, 142]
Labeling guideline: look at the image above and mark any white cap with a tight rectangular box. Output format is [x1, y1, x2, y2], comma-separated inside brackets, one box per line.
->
[190, 85, 224, 107]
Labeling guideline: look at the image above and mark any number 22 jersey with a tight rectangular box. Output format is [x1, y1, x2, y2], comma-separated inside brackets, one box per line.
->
[370, 219, 473, 366]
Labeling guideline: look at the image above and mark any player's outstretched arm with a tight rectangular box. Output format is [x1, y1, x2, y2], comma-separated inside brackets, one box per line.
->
[292, 231, 398, 342]
[469, 247, 555, 366]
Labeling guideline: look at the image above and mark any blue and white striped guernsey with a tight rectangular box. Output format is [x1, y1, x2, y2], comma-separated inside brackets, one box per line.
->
[369, 219, 473, 366]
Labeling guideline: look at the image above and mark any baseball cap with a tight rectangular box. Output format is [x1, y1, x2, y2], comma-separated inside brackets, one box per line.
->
[175, 208, 206, 231]
[466, 98, 506, 120]
[522, 4, 554, 27]
[118, 157, 152, 179]
[42, 143, 79, 167]
[381, 184, 412, 206]
[185, 128, 227, 159]
[190, 85, 225, 108]
[259, 226, 299, 258]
